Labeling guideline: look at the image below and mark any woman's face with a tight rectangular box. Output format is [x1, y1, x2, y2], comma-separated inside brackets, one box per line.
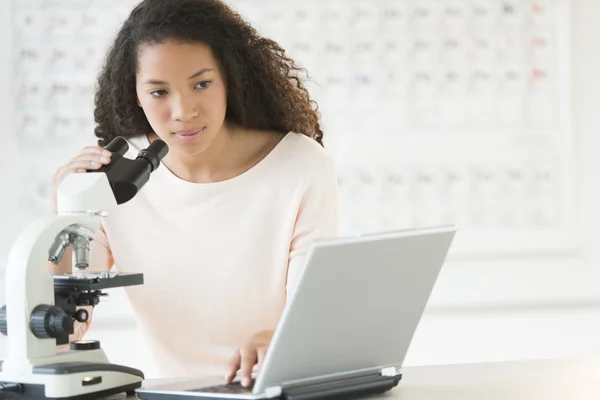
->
[135, 40, 228, 156]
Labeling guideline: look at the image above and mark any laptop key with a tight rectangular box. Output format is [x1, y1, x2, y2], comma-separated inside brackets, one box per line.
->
[191, 380, 254, 394]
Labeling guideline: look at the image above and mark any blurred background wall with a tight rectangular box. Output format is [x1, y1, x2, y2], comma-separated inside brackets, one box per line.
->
[1, 0, 599, 378]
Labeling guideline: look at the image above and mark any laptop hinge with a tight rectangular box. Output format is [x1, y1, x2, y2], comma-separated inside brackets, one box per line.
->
[264, 386, 282, 398]
[380, 366, 401, 377]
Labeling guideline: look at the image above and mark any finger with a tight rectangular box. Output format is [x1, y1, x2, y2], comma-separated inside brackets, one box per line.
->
[67, 159, 106, 171]
[52, 166, 66, 187]
[52, 166, 72, 191]
[256, 348, 267, 372]
[74, 152, 112, 165]
[225, 351, 241, 383]
[58, 155, 110, 180]
[79, 146, 111, 157]
[52, 152, 111, 195]
[239, 348, 257, 387]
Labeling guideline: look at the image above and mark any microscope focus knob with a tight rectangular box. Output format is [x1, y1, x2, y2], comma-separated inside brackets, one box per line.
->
[30, 305, 74, 339]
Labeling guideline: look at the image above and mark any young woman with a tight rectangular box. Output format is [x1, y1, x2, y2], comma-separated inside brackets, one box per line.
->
[50, 0, 339, 387]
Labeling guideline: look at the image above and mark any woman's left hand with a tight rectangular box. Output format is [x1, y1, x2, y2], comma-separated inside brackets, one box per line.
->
[225, 330, 274, 387]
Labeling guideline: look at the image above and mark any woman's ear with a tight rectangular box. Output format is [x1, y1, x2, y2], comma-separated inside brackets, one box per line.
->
[137, 96, 142, 107]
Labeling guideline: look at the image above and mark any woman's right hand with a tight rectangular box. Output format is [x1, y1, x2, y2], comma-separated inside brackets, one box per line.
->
[51, 146, 112, 213]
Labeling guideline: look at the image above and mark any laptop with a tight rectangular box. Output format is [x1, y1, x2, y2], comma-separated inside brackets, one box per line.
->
[136, 226, 456, 400]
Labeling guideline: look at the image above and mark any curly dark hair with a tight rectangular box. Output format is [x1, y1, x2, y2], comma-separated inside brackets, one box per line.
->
[93, 0, 323, 147]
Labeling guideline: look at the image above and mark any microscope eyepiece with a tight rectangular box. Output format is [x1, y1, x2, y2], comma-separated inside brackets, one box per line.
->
[137, 139, 168, 172]
[98, 137, 169, 204]
[102, 136, 129, 157]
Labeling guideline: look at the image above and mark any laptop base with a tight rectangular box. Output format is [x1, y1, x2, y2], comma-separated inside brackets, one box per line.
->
[281, 372, 402, 400]
[136, 372, 402, 400]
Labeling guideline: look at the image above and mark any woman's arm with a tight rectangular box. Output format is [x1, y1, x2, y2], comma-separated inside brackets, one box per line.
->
[226, 155, 340, 386]
[285, 156, 340, 302]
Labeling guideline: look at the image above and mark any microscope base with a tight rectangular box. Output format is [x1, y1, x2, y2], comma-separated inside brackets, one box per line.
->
[0, 361, 144, 399]
[0, 381, 140, 400]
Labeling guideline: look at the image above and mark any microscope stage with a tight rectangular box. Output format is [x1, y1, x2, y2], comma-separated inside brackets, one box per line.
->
[53, 272, 143, 292]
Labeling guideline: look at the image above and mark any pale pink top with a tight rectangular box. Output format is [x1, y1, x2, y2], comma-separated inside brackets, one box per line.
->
[87, 132, 339, 378]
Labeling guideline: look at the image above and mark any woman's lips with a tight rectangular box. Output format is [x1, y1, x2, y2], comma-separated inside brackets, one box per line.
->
[173, 127, 205, 141]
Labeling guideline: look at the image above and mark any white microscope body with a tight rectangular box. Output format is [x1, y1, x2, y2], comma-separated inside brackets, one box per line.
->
[0, 137, 168, 399]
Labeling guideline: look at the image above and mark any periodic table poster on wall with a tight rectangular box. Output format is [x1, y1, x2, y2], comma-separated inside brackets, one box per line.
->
[10, 0, 574, 256]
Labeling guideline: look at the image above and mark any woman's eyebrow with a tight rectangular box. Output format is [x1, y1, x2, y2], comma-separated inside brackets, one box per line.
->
[188, 68, 213, 80]
[142, 68, 214, 85]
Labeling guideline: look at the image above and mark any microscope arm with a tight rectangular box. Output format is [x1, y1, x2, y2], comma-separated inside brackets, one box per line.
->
[4, 213, 101, 369]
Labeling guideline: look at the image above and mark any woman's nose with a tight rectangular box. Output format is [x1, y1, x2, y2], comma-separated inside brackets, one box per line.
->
[171, 94, 198, 122]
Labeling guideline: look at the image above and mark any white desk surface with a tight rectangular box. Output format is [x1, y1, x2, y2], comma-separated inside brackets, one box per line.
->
[134, 357, 600, 400]
[375, 357, 600, 399]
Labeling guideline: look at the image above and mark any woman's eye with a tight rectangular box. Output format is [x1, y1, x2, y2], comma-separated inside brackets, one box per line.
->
[195, 81, 212, 89]
[150, 90, 168, 97]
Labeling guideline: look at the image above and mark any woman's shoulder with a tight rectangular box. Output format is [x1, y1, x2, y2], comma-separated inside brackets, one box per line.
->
[258, 131, 337, 188]
[279, 132, 335, 168]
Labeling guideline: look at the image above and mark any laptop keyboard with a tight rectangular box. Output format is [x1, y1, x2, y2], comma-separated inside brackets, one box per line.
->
[191, 380, 254, 395]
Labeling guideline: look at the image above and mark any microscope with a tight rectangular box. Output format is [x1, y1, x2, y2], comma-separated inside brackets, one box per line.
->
[0, 137, 168, 399]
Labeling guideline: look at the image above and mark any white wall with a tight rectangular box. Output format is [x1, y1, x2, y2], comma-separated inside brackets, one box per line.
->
[0, 0, 19, 268]
[0, 0, 598, 309]
[0, 0, 10, 144]
[423, 0, 600, 310]
[571, 0, 600, 267]
[0, 0, 10, 357]
[0, 0, 16, 199]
